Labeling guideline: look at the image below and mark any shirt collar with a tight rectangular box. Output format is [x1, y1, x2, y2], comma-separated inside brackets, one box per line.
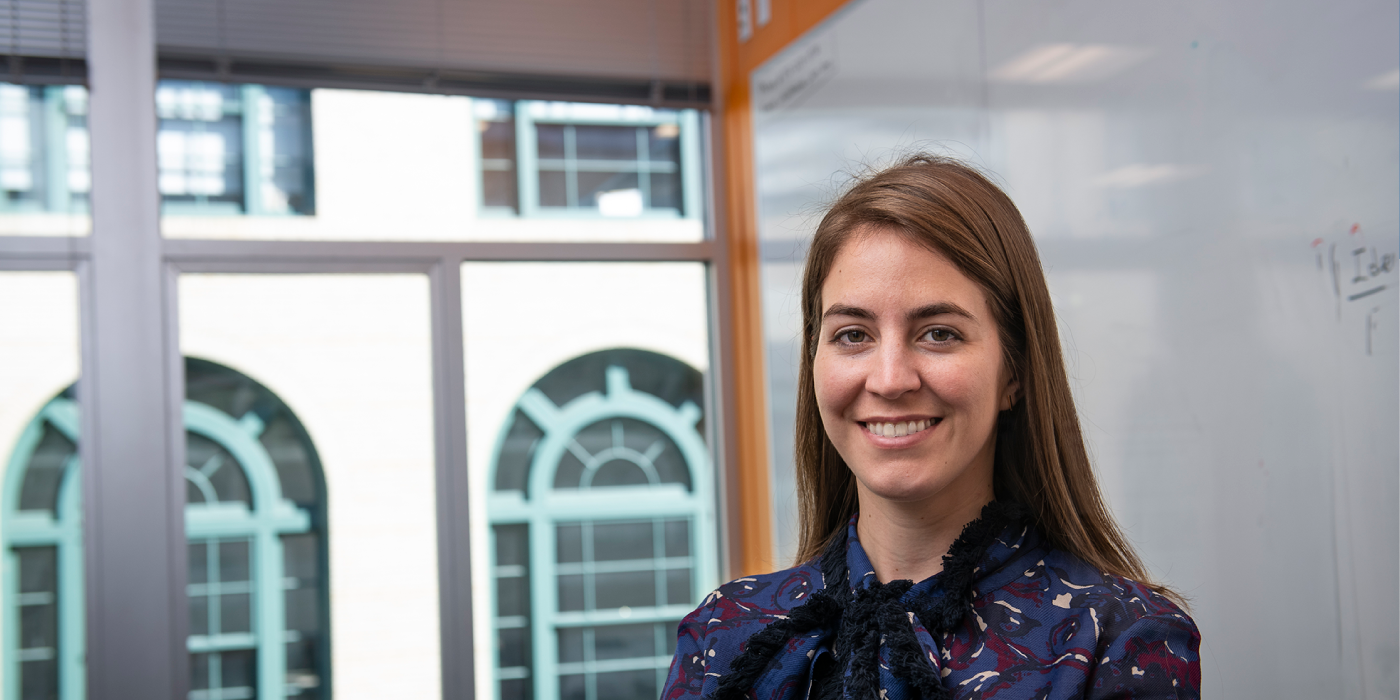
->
[839, 510, 1043, 601]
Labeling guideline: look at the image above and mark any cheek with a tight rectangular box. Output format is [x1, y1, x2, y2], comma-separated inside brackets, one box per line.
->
[928, 357, 1005, 411]
[812, 352, 859, 419]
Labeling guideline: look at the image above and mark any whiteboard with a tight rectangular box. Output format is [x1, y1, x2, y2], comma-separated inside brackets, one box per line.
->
[749, 1, 1398, 697]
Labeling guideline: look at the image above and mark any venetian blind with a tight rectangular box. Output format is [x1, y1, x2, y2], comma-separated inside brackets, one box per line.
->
[154, 0, 713, 105]
[0, 0, 85, 79]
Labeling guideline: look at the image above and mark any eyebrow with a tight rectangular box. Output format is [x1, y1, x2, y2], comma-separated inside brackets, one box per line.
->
[821, 302, 975, 322]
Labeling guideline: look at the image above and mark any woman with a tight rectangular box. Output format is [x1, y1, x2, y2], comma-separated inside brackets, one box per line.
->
[662, 155, 1200, 699]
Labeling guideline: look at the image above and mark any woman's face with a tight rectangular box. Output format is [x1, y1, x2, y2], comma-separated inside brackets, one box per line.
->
[813, 227, 1018, 508]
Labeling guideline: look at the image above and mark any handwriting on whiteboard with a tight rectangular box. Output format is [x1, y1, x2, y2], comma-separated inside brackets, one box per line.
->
[1314, 223, 1397, 356]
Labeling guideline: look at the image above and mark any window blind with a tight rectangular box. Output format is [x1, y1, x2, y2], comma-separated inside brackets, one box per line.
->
[154, 0, 712, 106]
[0, 0, 85, 82]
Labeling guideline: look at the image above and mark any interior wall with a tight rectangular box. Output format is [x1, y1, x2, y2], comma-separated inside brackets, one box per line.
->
[747, 0, 1398, 697]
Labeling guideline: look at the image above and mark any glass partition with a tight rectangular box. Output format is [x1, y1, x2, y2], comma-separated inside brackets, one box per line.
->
[0, 85, 91, 236]
[160, 87, 704, 242]
[180, 273, 440, 700]
[463, 262, 716, 700]
[0, 271, 83, 700]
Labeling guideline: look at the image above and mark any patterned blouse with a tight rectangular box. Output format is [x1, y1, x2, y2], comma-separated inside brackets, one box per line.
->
[662, 515, 1200, 699]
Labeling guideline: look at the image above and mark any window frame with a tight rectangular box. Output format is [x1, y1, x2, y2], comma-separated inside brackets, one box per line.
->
[0, 49, 733, 700]
[1, 390, 328, 700]
[487, 364, 719, 700]
[478, 100, 704, 221]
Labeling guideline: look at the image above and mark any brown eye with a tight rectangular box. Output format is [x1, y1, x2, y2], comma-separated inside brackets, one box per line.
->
[837, 330, 868, 344]
[925, 328, 956, 343]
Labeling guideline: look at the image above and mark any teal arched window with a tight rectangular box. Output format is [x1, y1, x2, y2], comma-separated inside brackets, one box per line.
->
[2, 358, 330, 700]
[489, 349, 717, 700]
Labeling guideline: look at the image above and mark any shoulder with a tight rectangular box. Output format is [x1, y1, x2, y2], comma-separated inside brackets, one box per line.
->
[679, 561, 824, 639]
[969, 544, 1200, 696]
[665, 563, 824, 699]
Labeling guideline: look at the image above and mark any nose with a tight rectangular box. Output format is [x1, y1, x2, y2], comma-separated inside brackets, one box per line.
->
[865, 341, 921, 399]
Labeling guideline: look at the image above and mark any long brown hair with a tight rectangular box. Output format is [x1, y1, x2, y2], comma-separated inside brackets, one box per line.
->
[793, 154, 1178, 602]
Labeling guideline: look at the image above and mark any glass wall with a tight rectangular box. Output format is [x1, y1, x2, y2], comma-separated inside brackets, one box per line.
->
[156, 88, 704, 242]
[180, 274, 439, 700]
[463, 263, 716, 700]
[0, 272, 82, 700]
[0, 85, 90, 236]
[0, 78, 721, 699]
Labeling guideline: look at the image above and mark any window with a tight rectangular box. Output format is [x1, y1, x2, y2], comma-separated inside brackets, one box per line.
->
[0, 81, 313, 218]
[476, 100, 701, 219]
[3, 358, 330, 700]
[157, 82, 315, 215]
[488, 349, 716, 700]
[0, 84, 88, 214]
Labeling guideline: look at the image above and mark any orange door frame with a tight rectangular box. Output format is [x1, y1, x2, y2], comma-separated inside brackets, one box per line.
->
[712, 0, 851, 578]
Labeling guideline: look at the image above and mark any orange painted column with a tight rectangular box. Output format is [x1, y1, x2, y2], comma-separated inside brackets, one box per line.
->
[714, 0, 850, 577]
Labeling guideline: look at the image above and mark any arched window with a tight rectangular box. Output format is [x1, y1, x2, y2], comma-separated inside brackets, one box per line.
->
[489, 349, 717, 700]
[2, 358, 330, 700]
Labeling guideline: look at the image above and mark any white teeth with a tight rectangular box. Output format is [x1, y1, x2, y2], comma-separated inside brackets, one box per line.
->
[867, 420, 934, 437]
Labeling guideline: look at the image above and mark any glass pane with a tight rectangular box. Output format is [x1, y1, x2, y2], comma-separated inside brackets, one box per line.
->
[556, 627, 584, 663]
[220, 593, 252, 634]
[220, 650, 257, 696]
[499, 627, 530, 668]
[575, 170, 639, 212]
[189, 596, 210, 636]
[647, 124, 680, 161]
[592, 521, 652, 562]
[189, 542, 209, 584]
[0, 84, 91, 236]
[664, 520, 690, 557]
[648, 171, 681, 211]
[181, 273, 439, 699]
[0, 272, 82, 699]
[539, 169, 567, 207]
[596, 669, 656, 700]
[218, 539, 251, 582]
[186, 432, 252, 507]
[500, 678, 531, 700]
[156, 85, 245, 210]
[666, 568, 693, 606]
[593, 571, 656, 610]
[555, 524, 582, 564]
[469, 263, 716, 693]
[191, 653, 212, 690]
[161, 91, 701, 241]
[593, 623, 655, 661]
[536, 124, 566, 159]
[17, 425, 73, 512]
[557, 574, 585, 612]
[559, 673, 585, 700]
[572, 125, 638, 161]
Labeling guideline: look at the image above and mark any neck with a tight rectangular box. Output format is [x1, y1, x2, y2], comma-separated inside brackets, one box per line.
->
[855, 470, 995, 584]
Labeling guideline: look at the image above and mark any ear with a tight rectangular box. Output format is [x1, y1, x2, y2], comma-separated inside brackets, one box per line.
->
[999, 376, 1021, 411]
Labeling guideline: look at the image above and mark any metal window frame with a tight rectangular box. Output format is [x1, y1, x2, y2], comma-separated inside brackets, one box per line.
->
[0, 8, 736, 698]
[494, 99, 704, 220]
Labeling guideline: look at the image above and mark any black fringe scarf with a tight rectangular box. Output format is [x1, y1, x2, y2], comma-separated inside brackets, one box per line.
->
[713, 501, 1026, 700]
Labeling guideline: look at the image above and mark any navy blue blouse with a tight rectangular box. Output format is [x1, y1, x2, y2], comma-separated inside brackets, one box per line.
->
[662, 517, 1200, 699]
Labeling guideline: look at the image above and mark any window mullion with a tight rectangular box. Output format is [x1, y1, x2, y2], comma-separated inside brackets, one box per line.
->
[240, 85, 264, 216]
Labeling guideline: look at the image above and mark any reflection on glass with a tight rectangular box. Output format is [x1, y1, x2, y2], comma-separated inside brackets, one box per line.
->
[466, 262, 716, 700]
[0, 84, 89, 235]
[0, 271, 81, 699]
[156, 81, 314, 216]
[181, 273, 439, 700]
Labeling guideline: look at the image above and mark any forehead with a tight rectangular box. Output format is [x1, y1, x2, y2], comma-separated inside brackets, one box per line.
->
[821, 227, 989, 315]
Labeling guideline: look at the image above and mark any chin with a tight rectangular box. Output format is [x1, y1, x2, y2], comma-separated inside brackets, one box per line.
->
[853, 463, 957, 504]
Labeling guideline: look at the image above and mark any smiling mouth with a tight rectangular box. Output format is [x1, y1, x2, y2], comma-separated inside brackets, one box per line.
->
[861, 418, 939, 438]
